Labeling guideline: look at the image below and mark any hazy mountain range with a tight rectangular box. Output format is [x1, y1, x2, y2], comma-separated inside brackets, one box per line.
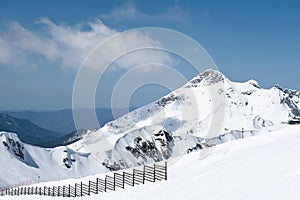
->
[4, 108, 136, 134]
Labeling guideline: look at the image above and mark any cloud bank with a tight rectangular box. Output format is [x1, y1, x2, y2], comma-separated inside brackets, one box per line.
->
[0, 18, 172, 71]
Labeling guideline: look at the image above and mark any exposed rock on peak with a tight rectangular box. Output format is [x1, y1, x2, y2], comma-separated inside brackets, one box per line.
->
[186, 69, 225, 88]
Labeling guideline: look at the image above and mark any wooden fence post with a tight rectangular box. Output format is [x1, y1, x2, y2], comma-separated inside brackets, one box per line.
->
[154, 164, 156, 182]
[123, 172, 125, 189]
[133, 169, 135, 187]
[113, 174, 116, 191]
[165, 161, 167, 180]
[96, 178, 99, 194]
[143, 165, 146, 184]
[68, 184, 71, 197]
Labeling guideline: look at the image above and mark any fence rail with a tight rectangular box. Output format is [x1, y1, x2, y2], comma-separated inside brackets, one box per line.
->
[0, 162, 167, 198]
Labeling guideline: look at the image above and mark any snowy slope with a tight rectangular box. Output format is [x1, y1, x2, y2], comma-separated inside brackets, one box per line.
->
[98, 124, 300, 200]
[3, 124, 300, 200]
[79, 70, 300, 170]
[1, 69, 300, 186]
[0, 131, 107, 187]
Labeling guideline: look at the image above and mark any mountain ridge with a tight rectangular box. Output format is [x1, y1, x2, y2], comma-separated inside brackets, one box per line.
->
[82, 69, 300, 170]
[4, 107, 138, 134]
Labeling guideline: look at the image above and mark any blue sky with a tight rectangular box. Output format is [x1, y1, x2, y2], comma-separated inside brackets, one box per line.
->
[0, 0, 299, 110]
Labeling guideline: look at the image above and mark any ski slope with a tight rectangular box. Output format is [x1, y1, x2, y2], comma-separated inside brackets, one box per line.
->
[2, 124, 300, 200]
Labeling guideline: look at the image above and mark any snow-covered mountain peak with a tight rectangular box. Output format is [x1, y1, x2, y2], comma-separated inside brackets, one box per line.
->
[79, 69, 300, 170]
[247, 79, 261, 89]
[185, 69, 225, 88]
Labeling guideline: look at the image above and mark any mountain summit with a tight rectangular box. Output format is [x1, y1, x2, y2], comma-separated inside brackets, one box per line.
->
[80, 69, 300, 170]
[186, 69, 225, 87]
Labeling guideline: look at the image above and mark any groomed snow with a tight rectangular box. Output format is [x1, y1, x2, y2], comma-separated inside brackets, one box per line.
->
[2, 124, 300, 200]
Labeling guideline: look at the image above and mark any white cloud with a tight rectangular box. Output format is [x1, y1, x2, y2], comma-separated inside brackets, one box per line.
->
[10, 22, 59, 61]
[0, 22, 57, 67]
[101, 0, 191, 23]
[84, 29, 173, 72]
[102, 0, 139, 21]
[0, 38, 14, 65]
[0, 18, 173, 71]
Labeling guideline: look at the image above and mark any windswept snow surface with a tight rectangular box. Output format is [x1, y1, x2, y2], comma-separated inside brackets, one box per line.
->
[2, 124, 300, 200]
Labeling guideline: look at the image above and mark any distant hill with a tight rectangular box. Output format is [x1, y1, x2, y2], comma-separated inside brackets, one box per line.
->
[4, 110, 76, 134]
[0, 113, 61, 147]
[0, 113, 91, 147]
[44, 129, 89, 147]
[5, 108, 137, 134]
